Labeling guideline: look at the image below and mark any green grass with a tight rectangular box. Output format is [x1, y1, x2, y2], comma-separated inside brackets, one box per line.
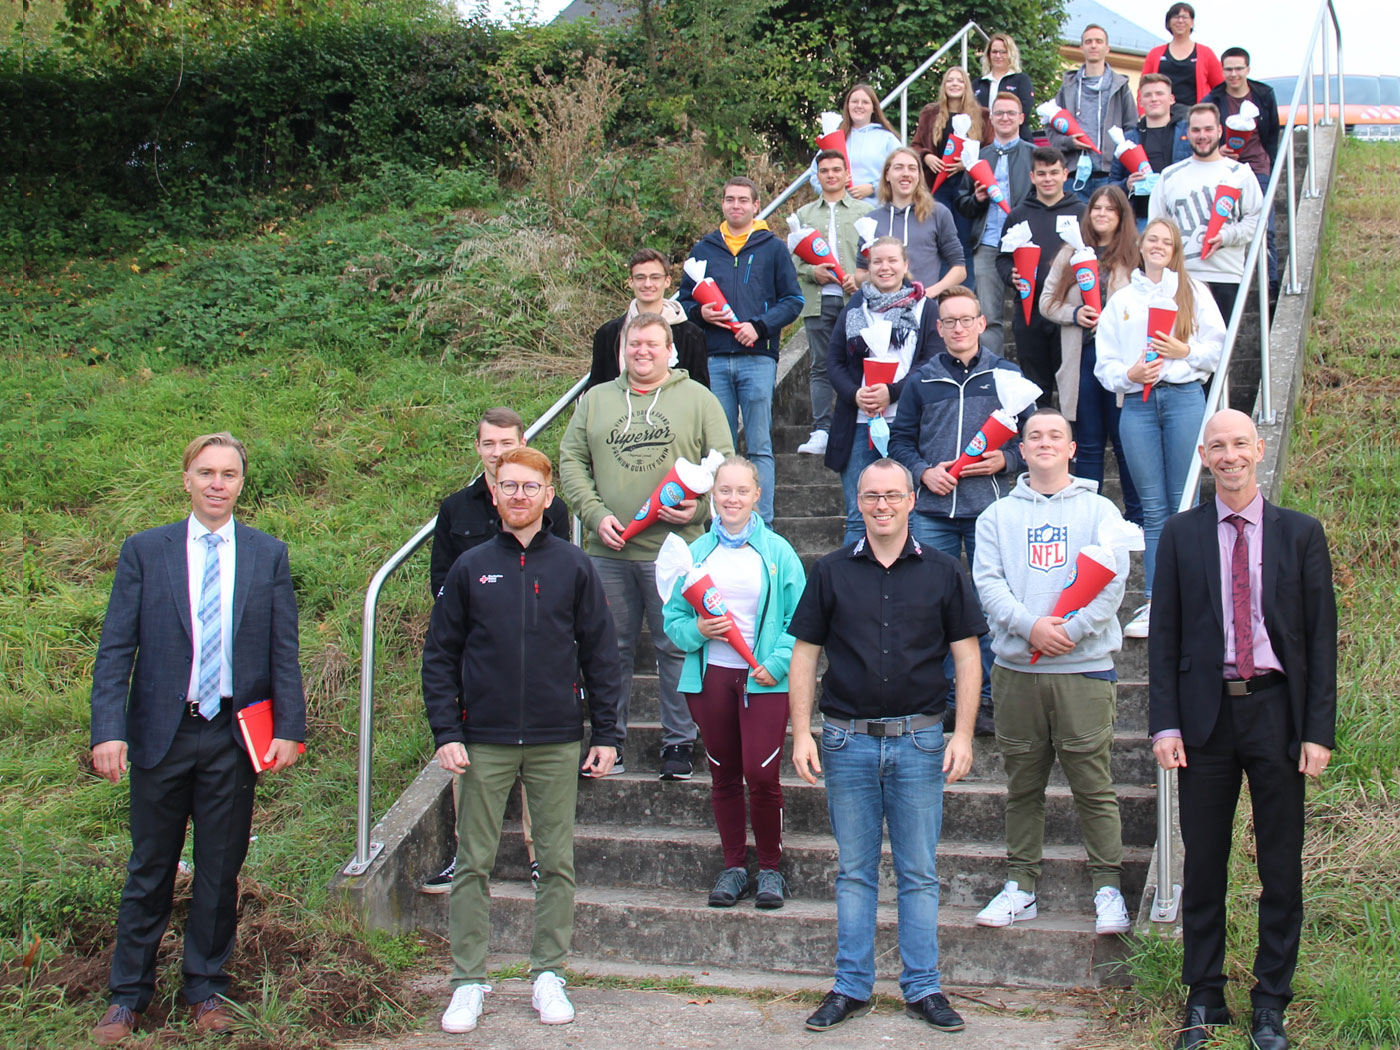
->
[0, 166, 608, 1048]
[1092, 138, 1400, 1050]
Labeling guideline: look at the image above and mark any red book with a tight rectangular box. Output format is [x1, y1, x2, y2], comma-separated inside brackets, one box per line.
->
[236, 700, 306, 773]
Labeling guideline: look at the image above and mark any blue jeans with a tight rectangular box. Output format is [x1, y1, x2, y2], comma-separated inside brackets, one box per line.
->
[1117, 381, 1205, 598]
[839, 423, 881, 545]
[934, 180, 974, 292]
[1075, 337, 1143, 525]
[908, 513, 994, 706]
[822, 720, 947, 1001]
[709, 353, 777, 522]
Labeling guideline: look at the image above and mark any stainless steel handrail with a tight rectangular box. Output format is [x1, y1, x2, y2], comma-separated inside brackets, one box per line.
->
[1150, 0, 1343, 922]
[758, 21, 990, 221]
[344, 374, 592, 875]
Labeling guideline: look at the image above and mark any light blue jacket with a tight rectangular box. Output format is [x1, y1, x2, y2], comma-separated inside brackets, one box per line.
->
[662, 517, 807, 693]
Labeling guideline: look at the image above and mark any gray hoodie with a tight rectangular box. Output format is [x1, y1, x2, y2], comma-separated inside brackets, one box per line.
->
[972, 474, 1128, 673]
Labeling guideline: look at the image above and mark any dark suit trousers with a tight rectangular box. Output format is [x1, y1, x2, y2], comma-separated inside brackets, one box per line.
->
[109, 705, 257, 1010]
[1008, 313, 1061, 408]
[1177, 679, 1304, 1011]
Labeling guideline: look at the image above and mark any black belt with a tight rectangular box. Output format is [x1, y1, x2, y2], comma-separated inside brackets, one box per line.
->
[1223, 670, 1286, 697]
[186, 698, 232, 719]
[824, 713, 941, 737]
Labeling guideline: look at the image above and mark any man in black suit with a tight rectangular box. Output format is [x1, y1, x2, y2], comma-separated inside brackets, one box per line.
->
[1149, 409, 1336, 1050]
[90, 432, 305, 1045]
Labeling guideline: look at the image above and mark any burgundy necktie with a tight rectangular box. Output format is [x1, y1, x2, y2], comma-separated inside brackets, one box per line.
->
[1228, 514, 1255, 679]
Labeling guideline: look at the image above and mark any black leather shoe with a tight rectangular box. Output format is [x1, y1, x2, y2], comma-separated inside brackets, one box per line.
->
[1172, 1004, 1232, 1050]
[1250, 1008, 1288, 1050]
[905, 992, 966, 1031]
[805, 991, 872, 1031]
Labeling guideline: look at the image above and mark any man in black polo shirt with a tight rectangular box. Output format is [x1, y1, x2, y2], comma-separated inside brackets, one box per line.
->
[788, 458, 986, 1035]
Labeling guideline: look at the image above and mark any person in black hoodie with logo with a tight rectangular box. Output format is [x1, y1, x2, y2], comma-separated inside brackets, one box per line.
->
[423, 446, 623, 1035]
[995, 147, 1085, 406]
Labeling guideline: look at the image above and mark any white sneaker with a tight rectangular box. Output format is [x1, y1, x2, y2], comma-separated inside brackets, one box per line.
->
[1094, 886, 1132, 934]
[532, 970, 575, 1025]
[974, 880, 1038, 927]
[1123, 602, 1151, 639]
[441, 983, 490, 1033]
[796, 429, 829, 455]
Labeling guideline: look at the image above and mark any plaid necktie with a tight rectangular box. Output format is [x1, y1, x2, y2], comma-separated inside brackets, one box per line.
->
[197, 533, 224, 719]
[1227, 515, 1255, 679]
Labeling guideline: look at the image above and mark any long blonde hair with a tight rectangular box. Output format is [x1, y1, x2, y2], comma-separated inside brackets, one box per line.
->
[1140, 218, 1200, 342]
[979, 33, 1023, 77]
[877, 147, 935, 223]
[929, 66, 985, 142]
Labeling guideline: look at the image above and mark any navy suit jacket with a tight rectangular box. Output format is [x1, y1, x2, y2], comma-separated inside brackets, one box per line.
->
[1148, 499, 1337, 760]
[90, 520, 306, 769]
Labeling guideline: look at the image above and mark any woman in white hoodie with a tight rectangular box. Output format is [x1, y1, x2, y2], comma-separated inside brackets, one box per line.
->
[1094, 217, 1224, 638]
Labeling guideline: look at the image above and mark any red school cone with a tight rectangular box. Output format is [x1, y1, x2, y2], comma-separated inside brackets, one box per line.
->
[1141, 303, 1179, 402]
[947, 409, 1019, 480]
[1071, 250, 1102, 313]
[786, 217, 849, 284]
[1029, 549, 1118, 663]
[1037, 101, 1100, 152]
[681, 574, 760, 671]
[816, 111, 853, 188]
[1199, 183, 1243, 261]
[961, 141, 1010, 214]
[620, 452, 724, 542]
[1012, 244, 1041, 324]
[683, 257, 743, 335]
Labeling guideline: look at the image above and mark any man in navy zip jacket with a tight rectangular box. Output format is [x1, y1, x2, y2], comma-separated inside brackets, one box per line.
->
[890, 287, 1031, 733]
[422, 447, 623, 1034]
[678, 176, 803, 523]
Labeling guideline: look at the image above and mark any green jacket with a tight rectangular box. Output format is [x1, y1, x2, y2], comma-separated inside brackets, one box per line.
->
[791, 193, 873, 320]
[558, 369, 734, 561]
[662, 517, 807, 692]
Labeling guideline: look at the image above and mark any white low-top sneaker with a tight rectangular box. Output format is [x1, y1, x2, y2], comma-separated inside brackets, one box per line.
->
[1094, 886, 1132, 934]
[441, 983, 490, 1033]
[532, 970, 575, 1025]
[974, 880, 1038, 927]
[796, 429, 829, 455]
[1123, 602, 1151, 639]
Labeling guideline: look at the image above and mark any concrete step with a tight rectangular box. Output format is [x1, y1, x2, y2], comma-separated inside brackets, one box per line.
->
[508, 772, 1159, 846]
[773, 483, 845, 519]
[462, 881, 1133, 987]
[776, 451, 838, 487]
[489, 823, 1151, 910]
[624, 674, 1152, 733]
[771, 515, 845, 555]
[618, 721, 1159, 787]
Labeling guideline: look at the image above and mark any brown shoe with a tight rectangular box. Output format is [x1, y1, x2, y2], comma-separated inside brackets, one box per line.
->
[92, 1004, 142, 1045]
[191, 996, 234, 1034]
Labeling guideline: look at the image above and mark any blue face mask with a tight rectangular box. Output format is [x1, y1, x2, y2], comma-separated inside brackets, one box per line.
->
[1073, 150, 1094, 191]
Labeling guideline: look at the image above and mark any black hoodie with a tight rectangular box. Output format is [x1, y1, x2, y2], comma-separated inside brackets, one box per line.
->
[994, 192, 1086, 325]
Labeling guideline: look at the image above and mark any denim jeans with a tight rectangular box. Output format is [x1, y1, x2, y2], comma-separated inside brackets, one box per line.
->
[839, 423, 881, 545]
[1117, 381, 1205, 598]
[710, 353, 777, 523]
[907, 513, 994, 707]
[803, 298, 842, 433]
[972, 244, 1007, 355]
[934, 180, 975, 292]
[1075, 337, 1143, 525]
[822, 720, 947, 1002]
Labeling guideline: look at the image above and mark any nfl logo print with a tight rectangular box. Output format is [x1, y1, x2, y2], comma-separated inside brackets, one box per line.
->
[1027, 523, 1068, 572]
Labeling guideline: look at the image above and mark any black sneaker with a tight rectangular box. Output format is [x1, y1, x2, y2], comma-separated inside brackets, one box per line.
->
[421, 858, 455, 894]
[755, 868, 788, 909]
[905, 992, 965, 1032]
[658, 743, 694, 781]
[707, 866, 750, 907]
[805, 990, 872, 1031]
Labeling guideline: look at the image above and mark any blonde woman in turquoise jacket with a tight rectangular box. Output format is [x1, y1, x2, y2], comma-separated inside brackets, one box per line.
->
[663, 456, 807, 911]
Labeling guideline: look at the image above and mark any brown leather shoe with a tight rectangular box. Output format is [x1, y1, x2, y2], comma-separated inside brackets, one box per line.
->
[191, 995, 235, 1034]
[92, 1004, 142, 1045]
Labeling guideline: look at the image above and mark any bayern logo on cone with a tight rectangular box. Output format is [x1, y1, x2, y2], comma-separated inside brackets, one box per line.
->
[1199, 183, 1243, 261]
[619, 450, 725, 542]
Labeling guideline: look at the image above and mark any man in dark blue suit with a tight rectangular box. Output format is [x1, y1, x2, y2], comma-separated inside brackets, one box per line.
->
[89, 432, 305, 1045]
[1150, 410, 1336, 1050]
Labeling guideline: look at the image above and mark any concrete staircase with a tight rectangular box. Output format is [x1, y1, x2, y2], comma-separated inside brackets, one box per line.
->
[401, 336, 1157, 990]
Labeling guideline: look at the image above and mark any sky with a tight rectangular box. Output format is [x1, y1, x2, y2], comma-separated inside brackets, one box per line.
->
[466, 0, 1393, 80]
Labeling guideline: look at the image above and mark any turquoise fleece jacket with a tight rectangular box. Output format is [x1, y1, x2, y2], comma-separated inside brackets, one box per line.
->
[662, 517, 807, 693]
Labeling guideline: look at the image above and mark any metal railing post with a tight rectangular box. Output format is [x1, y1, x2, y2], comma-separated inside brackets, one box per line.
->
[1321, 28, 1331, 125]
[1286, 138, 1300, 294]
[1257, 239, 1275, 425]
[1150, 768, 1181, 922]
[1305, 64, 1318, 199]
[900, 91, 908, 147]
[960, 32, 968, 72]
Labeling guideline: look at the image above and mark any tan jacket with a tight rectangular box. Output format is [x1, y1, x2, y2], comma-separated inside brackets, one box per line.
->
[1038, 245, 1131, 418]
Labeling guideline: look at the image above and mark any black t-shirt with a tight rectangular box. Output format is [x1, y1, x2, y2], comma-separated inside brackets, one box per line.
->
[788, 532, 987, 719]
[1132, 124, 1179, 219]
[1159, 47, 1198, 106]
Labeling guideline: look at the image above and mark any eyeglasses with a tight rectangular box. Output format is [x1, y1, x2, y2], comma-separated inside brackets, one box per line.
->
[938, 315, 981, 329]
[497, 480, 544, 497]
[857, 491, 911, 507]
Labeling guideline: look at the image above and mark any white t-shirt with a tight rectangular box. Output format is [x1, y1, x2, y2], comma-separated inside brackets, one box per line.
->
[699, 542, 763, 669]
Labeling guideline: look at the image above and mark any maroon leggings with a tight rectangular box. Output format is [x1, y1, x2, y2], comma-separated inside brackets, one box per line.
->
[685, 664, 789, 870]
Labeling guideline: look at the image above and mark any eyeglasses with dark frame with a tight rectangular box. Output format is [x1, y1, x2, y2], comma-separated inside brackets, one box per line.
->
[497, 480, 545, 497]
[857, 490, 912, 507]
[938, 315, 981, 330]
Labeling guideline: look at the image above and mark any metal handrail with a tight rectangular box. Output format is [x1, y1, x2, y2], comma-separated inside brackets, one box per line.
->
[758, 21, 990, 222]
[1150, 0, 1343, 922]
[344, 374, 592, 875]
